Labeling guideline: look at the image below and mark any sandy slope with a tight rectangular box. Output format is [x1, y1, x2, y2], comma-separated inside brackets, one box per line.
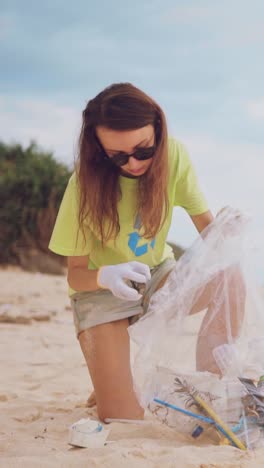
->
[0, 267, 264, 467]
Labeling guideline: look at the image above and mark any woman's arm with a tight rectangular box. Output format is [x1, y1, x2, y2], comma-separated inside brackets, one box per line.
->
[190, 210, 214, 234]
[67, 255, 99, 292]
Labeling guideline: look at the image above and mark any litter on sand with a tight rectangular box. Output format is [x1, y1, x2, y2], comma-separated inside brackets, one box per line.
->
[68, 418, 110, 448]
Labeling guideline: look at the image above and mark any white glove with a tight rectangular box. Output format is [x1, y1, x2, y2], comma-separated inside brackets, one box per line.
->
[97, 261, 151, 301]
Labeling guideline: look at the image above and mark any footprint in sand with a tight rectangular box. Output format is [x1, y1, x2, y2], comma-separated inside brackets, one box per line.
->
[0, 393, 18, 401]
[13, 407, 42, 423]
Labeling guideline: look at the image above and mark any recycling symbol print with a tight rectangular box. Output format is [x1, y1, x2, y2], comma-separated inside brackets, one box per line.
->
[128, 215, 156, 257]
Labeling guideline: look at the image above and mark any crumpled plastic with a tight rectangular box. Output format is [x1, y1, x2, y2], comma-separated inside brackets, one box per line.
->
[128, 206, 264, 448]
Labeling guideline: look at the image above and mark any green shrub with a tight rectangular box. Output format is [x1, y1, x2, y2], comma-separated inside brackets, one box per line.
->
[0, 141, 71, 264]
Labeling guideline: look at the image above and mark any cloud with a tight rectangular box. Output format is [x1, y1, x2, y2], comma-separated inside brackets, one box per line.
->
[245, 99, 264, 122]
[172, 130, 264, 214]
[160, 5, 214, 24]
[0, 94, 81, 166]
[159, 2, 264, 49]
[0, 11, 16, 40]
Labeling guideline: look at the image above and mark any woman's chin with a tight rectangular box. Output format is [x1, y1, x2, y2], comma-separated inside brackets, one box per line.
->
[120, 168, 146, 178]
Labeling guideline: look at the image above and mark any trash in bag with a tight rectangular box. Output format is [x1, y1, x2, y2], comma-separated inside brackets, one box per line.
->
[128, 206, 264, 449]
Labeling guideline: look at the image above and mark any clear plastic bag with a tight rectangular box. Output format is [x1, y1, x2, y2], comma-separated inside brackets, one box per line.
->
[128, 206, 264, 449]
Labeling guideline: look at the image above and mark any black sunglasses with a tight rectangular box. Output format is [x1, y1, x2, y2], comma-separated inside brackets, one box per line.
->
[103, 145, 156, 167]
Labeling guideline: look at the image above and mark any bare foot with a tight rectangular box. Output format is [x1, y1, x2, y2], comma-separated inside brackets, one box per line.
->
[86, 390, 96, 408]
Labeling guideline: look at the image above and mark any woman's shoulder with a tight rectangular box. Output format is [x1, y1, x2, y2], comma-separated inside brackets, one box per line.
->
[68, 171, 77, 184]
[168, 136, 190, 170]
[66, 171, 78, 190]
[61, 172, 80, 199]
[168, 136, 188, 158]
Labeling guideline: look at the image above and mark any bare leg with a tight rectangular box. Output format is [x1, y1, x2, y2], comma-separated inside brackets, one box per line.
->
[189, 267, 246, 373]
[84, 273, 174, 412]
[79, 318, 144, 422]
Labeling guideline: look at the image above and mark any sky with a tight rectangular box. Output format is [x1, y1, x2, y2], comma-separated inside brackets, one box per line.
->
[1, 0, 264, 280]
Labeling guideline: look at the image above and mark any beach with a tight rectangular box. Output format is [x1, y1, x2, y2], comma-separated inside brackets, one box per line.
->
[1, 267, 264, 467]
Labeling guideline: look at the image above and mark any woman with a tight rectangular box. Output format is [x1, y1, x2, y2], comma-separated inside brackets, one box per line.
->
[49, 83, 242, 422]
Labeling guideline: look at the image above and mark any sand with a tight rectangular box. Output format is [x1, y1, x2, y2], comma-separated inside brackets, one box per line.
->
[0, 267, 264, 467]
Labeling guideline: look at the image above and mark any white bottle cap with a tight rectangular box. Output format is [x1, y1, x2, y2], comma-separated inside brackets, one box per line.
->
[68, 418, 110, 448]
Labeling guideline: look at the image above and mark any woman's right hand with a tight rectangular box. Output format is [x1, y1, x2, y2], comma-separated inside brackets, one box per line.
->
[97, 261, 151, 301]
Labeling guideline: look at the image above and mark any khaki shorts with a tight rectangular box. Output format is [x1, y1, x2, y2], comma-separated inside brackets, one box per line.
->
[71, 258, 176, 337]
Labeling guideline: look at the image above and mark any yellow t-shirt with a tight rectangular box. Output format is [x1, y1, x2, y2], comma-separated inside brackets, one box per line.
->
[49, 137, 209, 295]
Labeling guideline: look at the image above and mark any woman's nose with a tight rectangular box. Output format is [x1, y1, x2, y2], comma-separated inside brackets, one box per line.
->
[127, 156, 141, 169]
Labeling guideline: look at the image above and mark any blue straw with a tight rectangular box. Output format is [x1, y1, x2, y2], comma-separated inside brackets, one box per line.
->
[154, 398, 213, 424]
[153, 398, 238, 446]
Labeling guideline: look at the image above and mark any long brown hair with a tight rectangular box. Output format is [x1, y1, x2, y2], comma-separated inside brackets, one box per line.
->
[76, 82, 169, 245]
